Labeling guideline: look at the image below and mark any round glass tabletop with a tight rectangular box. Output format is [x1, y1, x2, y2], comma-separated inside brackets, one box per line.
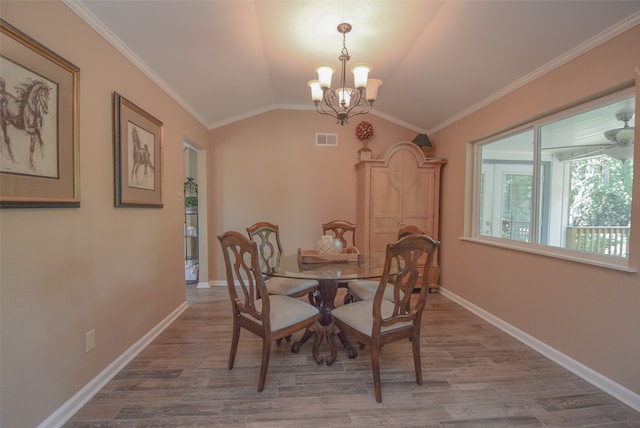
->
[269, 253, 386, 281]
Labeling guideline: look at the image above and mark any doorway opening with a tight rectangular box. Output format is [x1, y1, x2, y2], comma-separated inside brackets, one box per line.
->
[183, 140, 208, 287]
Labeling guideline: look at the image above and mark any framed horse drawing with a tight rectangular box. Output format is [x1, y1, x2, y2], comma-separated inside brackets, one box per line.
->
[0, 19, 80, 208]
[113, 92, 163, 208]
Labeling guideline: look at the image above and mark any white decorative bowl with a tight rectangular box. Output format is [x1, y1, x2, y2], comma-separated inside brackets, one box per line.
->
[314, 235, 342, 255]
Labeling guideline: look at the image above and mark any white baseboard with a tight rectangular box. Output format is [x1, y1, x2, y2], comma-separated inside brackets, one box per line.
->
[196, 281, 211, 288]
[38, 301, 189, 428]
[439, 287, 640, 413]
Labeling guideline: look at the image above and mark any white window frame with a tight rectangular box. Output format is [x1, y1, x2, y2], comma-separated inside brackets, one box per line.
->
[465, 87, 636, 272]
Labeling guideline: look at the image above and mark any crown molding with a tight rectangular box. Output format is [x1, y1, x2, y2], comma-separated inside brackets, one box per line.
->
[429, 12, 640, 134]
[62, 0, 209, 128]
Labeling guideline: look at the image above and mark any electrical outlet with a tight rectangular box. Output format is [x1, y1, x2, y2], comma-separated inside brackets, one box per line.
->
[85, 329, 96, 352]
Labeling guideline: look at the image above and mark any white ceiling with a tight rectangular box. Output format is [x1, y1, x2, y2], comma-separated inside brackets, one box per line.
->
[66, 0, 640, 134]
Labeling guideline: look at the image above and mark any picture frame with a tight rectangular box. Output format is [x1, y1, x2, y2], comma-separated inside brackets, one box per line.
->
[113, 92, 163, 208]
[0, 19, 80, 208]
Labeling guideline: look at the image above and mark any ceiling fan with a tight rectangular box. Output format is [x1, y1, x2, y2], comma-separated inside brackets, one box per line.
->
[602, 111, 635, 160]
[549, 110, 635, 162]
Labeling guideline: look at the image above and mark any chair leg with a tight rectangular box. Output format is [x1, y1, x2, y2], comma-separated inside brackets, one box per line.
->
[370, 340, 383, 403]
[343, 290, 354, 305]
[309, 289, 321, 307]
[257, 337, 271, 392]
[412, 330, 422, 385]
[228, 317, 240, 370]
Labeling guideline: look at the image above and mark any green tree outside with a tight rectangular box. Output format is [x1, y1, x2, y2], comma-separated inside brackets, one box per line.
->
[569, 157, 633, 227]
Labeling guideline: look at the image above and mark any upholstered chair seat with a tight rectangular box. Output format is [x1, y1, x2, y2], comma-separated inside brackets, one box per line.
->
[264, 277, 319, 298]
[345, 280, 401, 302]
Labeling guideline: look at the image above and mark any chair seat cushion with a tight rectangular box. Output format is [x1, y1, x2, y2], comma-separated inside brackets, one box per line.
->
[332, 299, 412, 337]
[246, 295, 318, 332]
[265, 277, 318, 296]
[348, 280, 401, 301]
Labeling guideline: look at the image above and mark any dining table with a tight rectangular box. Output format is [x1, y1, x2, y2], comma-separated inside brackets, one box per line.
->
[266, 251, 387, 365]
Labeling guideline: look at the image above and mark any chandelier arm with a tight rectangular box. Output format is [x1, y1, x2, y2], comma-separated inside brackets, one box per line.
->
[347, 107, 372, 118]
[343, 88, 370, 116]
[344, 104, 373, 121]
[315, 102, 342, 118]
[319, 89, 342, 117]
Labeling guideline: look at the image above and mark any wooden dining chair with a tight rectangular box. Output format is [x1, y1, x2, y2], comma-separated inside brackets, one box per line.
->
[322, 220, 357, 300]
[345, 225, 424, 303]
[322, 219, 356, 249]
[247, 221, 318, 305]
[331, 233, 439, 403]
[218, 231, 319, 392]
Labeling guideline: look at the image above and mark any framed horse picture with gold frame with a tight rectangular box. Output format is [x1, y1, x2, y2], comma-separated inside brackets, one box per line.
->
[113, 92, 163, 208]
[0, 19, 80, 208]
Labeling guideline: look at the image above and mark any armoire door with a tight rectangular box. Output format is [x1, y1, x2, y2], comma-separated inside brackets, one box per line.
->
[370, 149, 436, 259]
[401, 151, 436, 238]
[371, 164, 402, 260]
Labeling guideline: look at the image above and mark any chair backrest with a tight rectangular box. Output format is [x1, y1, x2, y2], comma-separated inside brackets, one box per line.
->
[322, 220, 356, 248]
[397, 224, 423, 239]
[373, 234, 439, 333]
[218, 230, 271, 328]
[246, 221, 282, 275]
[396, 226, 426, 280]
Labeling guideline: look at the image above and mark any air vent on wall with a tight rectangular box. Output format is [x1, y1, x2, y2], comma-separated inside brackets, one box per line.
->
[315, 133, 338, 147]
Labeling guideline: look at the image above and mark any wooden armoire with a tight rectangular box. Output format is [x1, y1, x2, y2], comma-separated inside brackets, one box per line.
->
[356, 142, 445, 291]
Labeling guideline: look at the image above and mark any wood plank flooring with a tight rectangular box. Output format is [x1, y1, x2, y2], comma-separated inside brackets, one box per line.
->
[64, 285, 640, 427]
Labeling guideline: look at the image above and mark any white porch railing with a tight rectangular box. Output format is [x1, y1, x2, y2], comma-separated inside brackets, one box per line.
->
[566, 226, 630, 257]
[501, 221, 630, 257]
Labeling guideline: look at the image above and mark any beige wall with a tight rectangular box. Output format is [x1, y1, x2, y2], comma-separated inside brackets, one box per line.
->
[431, 25, 640, 395]
[0, 2, 209, 427]
[207, 109, 416, 279]
[2, 1, 639, 426]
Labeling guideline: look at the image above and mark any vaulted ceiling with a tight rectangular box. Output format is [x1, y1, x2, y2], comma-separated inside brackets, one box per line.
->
[67, 1, 640, 133]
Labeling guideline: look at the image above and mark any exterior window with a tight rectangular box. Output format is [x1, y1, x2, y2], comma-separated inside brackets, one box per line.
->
[474, 89, 634, 261]
[479, 129, 533, 242]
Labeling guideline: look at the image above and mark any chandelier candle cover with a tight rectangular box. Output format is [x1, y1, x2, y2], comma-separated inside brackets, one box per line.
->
[308, 23, 383, 125]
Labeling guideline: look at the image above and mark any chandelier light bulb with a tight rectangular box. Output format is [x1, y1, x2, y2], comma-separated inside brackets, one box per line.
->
[365, 78, 383, 101]
[316, 65, 334, 89]
[308, 80, 322, 102]
[352, 65, 370, 89]
[337, 88, 352, 108]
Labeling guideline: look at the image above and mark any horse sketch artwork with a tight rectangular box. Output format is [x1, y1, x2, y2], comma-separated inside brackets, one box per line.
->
[128, 122, 155, 190]
[0, 57, 57, 177]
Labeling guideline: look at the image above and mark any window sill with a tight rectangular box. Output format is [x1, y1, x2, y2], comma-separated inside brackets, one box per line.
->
[460, 236, 637, 273]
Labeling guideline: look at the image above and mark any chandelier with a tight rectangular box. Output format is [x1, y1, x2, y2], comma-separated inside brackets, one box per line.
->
[308, 23, 383, 125]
